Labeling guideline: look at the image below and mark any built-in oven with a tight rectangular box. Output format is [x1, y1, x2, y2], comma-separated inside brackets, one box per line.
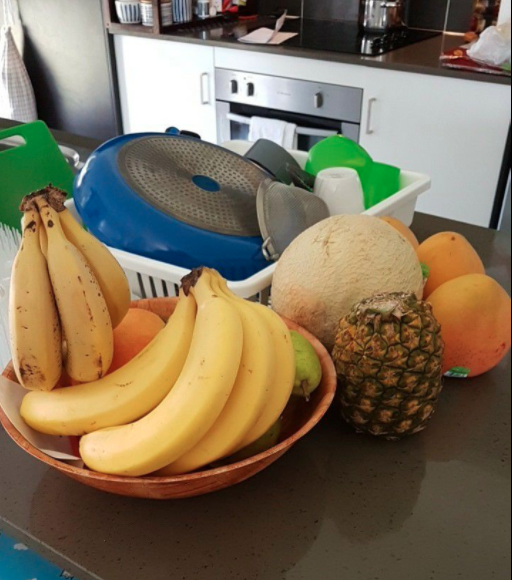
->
[215, 69, 364, 151]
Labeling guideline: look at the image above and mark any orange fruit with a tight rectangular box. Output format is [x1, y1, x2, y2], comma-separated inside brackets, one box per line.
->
[380, 217, 420, 250]
[108, 309, 165, 373]
[428, 274, 511, 377]
[418, 232, 485, 298]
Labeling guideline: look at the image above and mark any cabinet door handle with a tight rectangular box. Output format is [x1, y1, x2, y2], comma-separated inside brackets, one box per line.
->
[200, 73, 211, 105]
[366, 97, 377, 135]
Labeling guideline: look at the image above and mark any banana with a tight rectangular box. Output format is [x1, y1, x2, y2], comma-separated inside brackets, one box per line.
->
[9, 210, 62, 391]
[159, 274, 275, 475]
[39, 223, 48, 259]
[215, 274, 296, 452]
[79, 270, 243, 477]
[35, 197, 113, 382]
[58, 207, 131, 328]
[20, 291, 197, 436]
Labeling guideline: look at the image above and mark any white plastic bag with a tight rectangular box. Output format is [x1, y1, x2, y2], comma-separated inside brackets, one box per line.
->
[0, 0, 37, 123]
[468, 19, 512, 67]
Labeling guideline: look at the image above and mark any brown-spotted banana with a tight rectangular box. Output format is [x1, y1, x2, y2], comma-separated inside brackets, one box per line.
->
[9, 210, 62, 391]
[20, 291, 197, 436]
[59, 207, 131, 328]
[35, 197, 113, 382]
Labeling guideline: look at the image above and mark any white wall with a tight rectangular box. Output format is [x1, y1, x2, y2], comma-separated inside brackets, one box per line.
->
[499, 0, 511, 24]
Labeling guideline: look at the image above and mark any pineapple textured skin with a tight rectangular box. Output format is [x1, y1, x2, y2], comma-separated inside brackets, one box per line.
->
[333, 293, 445, 440]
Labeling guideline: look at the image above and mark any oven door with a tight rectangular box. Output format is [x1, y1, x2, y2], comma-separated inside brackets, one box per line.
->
[216, 101, 361, 152]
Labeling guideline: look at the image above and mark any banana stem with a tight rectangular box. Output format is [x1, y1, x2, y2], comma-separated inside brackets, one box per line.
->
[181, 267, 204, 296]
[20, 185, 67, 213]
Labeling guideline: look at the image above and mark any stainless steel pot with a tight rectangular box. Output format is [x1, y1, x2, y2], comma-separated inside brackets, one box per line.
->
[359, 0, 406, 32]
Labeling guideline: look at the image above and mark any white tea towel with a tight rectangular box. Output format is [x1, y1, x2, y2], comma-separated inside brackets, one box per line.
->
[249, 116, 298, 149]
[0, 0, 37, 123]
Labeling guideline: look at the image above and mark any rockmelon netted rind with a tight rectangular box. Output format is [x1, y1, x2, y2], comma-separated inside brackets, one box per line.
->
[271, 215, 424, 349]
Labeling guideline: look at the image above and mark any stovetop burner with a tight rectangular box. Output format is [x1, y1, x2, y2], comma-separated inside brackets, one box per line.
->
[170, 17, 442, 57]
[293, 20, 441, 56]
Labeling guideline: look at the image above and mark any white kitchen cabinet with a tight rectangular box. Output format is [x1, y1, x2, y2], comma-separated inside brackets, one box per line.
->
[216, 48, 511, 227]
[359, 70, 511, 227]
[114, 36, 217, 143]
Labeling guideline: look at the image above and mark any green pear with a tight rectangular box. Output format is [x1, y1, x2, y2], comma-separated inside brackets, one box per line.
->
[291, 330, 322, 400]
[227, 419, 282, 464]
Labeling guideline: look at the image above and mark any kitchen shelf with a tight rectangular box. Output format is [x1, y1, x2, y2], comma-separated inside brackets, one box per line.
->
[107, 22, 158, 36]
[103, 0, 162, 35]
[103, 0, 236, 37]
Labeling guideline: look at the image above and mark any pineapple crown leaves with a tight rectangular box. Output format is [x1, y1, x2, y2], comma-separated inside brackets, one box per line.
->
[352, 293, 415, 323]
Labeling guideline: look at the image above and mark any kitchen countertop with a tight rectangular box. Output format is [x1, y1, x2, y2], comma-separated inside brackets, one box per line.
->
[108, 17, 511, 87]
[1, 124, 511, 580]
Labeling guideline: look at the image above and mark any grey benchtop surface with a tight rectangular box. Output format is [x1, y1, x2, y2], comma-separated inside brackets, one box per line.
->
[1, 122, 511, 579]
[1, 196, 511, 580]
[109, 18, 511, 87]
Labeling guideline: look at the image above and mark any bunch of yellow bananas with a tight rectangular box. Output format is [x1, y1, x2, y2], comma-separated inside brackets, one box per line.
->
[9, 187, 131, 391]
[21, 269, 296, 477]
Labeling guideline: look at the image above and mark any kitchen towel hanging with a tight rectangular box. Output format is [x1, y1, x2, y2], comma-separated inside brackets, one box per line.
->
[249, 117, 298, 149]
[0, 0, 37, 123]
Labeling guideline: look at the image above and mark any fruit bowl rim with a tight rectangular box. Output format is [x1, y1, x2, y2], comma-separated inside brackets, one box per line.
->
[0, 306, 337, 487]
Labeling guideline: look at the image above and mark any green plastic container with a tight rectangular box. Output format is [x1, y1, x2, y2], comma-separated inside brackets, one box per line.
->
[305, 135, 374, 192]
[0, 121, 74, 230]
[364, 162, 401, 209]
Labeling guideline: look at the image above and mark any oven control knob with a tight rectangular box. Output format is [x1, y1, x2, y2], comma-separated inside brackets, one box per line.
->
[230, 80, 239, 94]
[247, 82, 255, 97]
[314, 92, 324, 109]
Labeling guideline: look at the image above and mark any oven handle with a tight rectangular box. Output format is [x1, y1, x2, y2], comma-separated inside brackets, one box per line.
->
[226, 113, 339, 139]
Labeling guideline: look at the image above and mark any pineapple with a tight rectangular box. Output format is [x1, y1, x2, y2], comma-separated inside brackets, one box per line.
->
[332, 293, 444, 440]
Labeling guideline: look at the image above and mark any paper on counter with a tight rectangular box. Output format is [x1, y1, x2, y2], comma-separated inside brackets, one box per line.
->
[238, 10, 298, 45]
[0, 375, 81, 461]
[239, 30, 298, 45]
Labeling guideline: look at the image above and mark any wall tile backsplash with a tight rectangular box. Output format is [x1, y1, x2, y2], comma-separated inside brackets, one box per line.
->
[303, 0, 359, 21]
[259, 0, 476, 31]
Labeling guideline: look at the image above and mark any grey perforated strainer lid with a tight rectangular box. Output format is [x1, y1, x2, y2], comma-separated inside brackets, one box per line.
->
[117, 136, 268, 237]
[257, 179, 330, 261]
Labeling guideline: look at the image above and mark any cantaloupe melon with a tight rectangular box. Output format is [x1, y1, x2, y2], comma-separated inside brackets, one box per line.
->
[428, 274, 511, 377]
[271, 215, 424, 348]
[418, 232, 485, 298]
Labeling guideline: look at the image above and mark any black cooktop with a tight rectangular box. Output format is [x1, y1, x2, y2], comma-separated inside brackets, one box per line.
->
[173, 17, 442, 57]
[291, 20, 442, 56]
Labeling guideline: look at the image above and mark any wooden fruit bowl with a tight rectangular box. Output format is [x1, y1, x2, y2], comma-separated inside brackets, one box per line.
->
[0, 298, 337, 500]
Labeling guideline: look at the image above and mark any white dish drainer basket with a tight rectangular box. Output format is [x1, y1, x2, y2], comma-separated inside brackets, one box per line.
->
[66, 141, 431, 302]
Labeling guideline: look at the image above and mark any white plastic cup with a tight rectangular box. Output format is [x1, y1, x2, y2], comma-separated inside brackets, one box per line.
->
[314, 168, 366, 216]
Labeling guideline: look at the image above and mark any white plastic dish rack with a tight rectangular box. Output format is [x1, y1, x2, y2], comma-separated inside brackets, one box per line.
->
[66, 140, 431, 302]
